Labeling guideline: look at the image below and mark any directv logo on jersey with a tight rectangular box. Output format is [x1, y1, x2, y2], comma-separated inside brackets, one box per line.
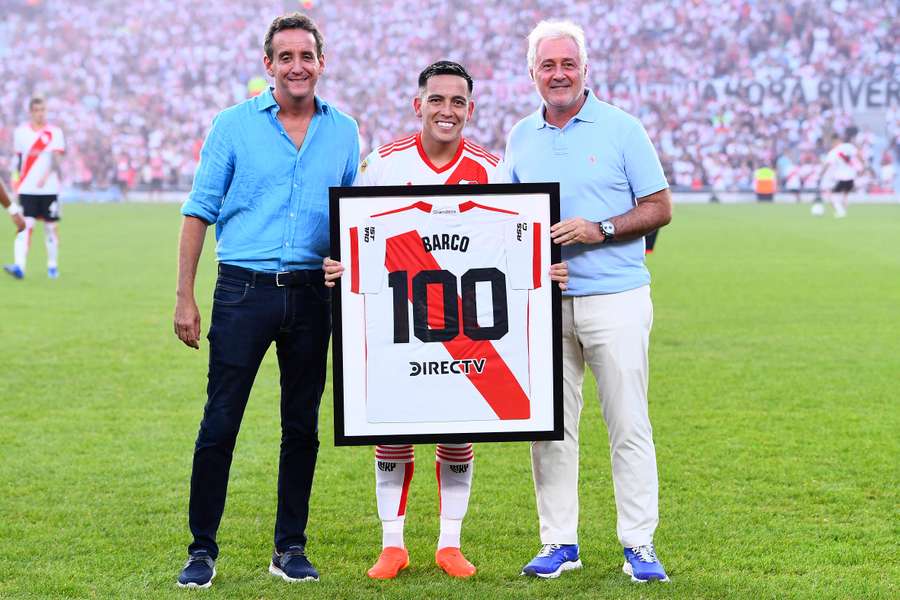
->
[516, 222, 528, 241]
[421, 233, 470, 253]
[409, 359, 486, 376]
[364, 226, 375, 242]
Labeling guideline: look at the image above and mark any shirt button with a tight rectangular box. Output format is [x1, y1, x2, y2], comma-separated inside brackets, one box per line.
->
[294, 183, 299, 188]
[290, 213, 295, 218]
[284, 242, 289, 247]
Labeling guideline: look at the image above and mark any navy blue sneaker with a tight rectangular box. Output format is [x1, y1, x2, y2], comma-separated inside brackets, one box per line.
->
[269, 546, 319, 582]
[177, 552, 216, 588]
[521, 544, 582, 578]
[623, 544, 669, 582]
[3, 264, 23, 279]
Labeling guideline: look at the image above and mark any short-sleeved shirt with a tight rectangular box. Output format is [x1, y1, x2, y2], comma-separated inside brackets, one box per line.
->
[505, 89, 668, 295]
[14, 123, 65, 195]
[824, 143, 860, 182]
[355, 133, 505, 186]
[182, 88, 359, 271]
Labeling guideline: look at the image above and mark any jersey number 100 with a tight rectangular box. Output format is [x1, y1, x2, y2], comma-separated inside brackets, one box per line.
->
[388, 268, 508, 343]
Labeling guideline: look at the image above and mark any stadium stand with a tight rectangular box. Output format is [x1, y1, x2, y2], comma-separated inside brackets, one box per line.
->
[0, 0, 896, 195]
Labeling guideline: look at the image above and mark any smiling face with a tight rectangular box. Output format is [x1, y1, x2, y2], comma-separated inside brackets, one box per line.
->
[414, 74, 474, 147]
[531, 36, 587, 115]
[263, 28, 324, 106]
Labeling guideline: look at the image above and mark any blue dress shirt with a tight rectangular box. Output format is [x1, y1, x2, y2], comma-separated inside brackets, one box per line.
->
[182, 88, 359, 271]
[505, 89, 668, 295]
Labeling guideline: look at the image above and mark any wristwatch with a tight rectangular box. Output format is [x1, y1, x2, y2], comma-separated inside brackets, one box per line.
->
[598, 220, 615, 243]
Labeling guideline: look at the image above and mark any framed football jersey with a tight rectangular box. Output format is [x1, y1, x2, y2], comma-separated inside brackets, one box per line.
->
[330, 183, 562, 445]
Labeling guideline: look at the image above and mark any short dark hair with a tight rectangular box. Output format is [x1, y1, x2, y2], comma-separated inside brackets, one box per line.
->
[264, 13, 324, 61]
[417, 61, 474, 95]
[29, 96, 45, 109]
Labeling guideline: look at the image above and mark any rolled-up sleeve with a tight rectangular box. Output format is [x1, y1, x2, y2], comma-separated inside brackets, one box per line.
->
[182, 114, 234, 224]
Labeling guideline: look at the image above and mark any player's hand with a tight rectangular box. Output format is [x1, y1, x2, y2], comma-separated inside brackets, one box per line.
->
[549, 261, 568, 291]
[10, 213, 25, 233]
[550, 217, 604, 246]
[323, 256, 344, 288]
[174, 296, 201, 349]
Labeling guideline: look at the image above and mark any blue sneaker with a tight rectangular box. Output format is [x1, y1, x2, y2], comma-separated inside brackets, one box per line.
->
[521, 544, 582, 578]
[623, 544, 669, 582]
[269, 546, 319, 582]
[177, 552, 216, 588]
[48, 266, 59, 279]
[3, 264, 23, 279]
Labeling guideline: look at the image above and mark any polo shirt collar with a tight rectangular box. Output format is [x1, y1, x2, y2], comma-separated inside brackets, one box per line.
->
[535, 88, 601, 129]
[255, 87, 330, 115]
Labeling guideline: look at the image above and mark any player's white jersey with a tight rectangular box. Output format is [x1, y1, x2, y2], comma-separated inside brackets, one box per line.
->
[824, 143, 860, 182]
[14, 123, 65, 195]
[355, 133, 506, 186]
[349, 201, 542, 424]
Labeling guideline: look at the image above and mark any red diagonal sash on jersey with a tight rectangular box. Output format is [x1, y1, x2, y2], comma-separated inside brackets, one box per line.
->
[17, 129, 53, 192]
[384, 230, 530, 420]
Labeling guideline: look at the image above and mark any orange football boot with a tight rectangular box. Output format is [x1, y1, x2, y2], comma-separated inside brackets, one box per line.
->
[435, 547, 476, 578]
[367, 547, 409, 579]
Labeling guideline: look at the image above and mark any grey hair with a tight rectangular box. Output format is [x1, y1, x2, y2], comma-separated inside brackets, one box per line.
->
[526, 20, 588, 71]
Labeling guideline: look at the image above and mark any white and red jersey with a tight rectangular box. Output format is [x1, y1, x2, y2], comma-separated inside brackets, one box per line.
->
[824, 143, 861, 182]
[14, 122, 65, 195]
[355, 133, 506, 186]
[349, 200, 542, 424]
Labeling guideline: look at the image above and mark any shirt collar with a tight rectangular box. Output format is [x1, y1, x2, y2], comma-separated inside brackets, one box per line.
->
[534, 88, 600, 129]
[254, 87, 330, 115]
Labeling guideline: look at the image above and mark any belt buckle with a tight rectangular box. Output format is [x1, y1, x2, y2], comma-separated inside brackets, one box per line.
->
[275, 271, 290, 287]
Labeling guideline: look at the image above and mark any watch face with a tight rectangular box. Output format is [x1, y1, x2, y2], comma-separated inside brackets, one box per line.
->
[602, 222, 614, 235]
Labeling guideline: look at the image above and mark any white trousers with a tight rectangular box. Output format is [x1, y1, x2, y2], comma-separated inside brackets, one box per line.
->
[531, 285, 659, 547]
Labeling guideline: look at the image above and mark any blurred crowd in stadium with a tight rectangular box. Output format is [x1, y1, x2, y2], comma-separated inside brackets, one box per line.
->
[1, 0, 897, 195]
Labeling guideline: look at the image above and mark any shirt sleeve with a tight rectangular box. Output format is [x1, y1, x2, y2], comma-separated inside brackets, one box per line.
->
[13, 127, 24, 155]
[490, 159, 513, 184]
[181, 113, 234, 224]
[52, 127, 65, 153]
[622, 118, 668, 199]
[353, 151, 379, 187]
[504, 219, 541, 290]
[502, 136, 521, 184]
[343, 127, 361, 186]
[350, 217, 386, 294]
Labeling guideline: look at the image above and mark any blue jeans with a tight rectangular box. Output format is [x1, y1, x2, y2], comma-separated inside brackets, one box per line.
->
[187, 263, 331, 559]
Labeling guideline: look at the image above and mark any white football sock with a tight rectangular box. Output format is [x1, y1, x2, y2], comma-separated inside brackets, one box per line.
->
[374, 445, 414, 548]
[44, 222, 59, 269]
[435, 443, 474, 549]
[13, 217, 34, 270]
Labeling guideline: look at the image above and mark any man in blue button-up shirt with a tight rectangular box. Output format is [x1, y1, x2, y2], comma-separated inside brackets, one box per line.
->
[173, 13, 358, 589]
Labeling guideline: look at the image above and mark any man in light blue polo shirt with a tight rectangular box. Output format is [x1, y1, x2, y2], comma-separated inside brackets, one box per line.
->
[172, 13, 358, 588]
[505, 20, 673, 582]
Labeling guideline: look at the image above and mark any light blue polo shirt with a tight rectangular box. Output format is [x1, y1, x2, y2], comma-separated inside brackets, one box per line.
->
[504, 89, 668, 296]
[182, 88, 359, 271]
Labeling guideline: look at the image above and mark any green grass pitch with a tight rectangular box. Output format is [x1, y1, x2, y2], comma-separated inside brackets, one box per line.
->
[1, 202, 897, 599]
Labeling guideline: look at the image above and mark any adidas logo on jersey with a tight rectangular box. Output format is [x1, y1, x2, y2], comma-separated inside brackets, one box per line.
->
[409, 359, 486, 376]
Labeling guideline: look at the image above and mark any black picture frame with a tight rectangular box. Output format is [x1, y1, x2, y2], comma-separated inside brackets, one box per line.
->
[329, 183, 562, 446]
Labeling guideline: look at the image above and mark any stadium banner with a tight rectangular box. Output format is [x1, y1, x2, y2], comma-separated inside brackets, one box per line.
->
[329, 183, 563, 446]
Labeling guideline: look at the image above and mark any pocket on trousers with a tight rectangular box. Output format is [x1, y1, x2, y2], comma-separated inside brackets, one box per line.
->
[213, 280, 250, 305]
